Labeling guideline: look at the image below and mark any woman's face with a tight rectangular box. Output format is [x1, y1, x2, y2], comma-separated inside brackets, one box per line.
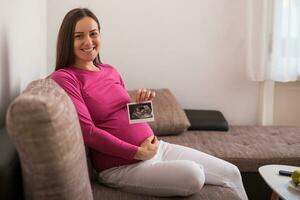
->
[73, 16, 100, 67]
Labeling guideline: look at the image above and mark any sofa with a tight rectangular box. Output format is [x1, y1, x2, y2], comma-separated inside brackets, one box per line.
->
[2, 78, 300, 200]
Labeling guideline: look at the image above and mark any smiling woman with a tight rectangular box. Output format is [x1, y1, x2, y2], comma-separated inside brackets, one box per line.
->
[50, 8, 248, 199]
[55, 8, 102, 71]
[73, 17, 101, 71]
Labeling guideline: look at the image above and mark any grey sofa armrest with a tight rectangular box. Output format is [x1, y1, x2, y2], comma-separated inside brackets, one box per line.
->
[6, 79, 93, 200]
[0, 128, 23, 200]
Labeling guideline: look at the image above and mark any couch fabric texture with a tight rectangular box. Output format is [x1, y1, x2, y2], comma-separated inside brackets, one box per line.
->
[6, 79, 93, 200]
[161, 126, 300, 172]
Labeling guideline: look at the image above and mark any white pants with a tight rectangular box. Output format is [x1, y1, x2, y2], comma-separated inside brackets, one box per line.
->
[98, 140, 248, 200]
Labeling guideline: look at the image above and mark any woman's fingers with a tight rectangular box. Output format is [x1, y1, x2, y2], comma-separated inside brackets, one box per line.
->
[149, 91, 156, 100]
[141, 135, 154, 146]
[136, 89, 142, 103]
[148, 135, 155, 145]
[145, 90, 151, 100]
[136, 89, 156, 103]
[151, 136, 157, 144]
[139, 89, 147, 102]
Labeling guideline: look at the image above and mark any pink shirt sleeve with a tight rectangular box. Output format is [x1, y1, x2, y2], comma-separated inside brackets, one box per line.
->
[51, 71, 138, 160]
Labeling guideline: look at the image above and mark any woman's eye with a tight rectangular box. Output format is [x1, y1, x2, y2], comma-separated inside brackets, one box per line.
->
[74, 35, 83, 39]
[91, 32, 98, 37]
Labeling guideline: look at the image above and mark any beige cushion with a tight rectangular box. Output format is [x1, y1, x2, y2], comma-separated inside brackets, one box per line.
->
[6, 78, 93, 200]
[128, 89, 190, 136]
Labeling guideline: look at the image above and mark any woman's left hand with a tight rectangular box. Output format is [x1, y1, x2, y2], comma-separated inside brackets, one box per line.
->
[136, 88, 156, 103]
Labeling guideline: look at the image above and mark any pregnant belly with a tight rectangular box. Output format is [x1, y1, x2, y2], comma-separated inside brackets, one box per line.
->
[112, 122, 154, 146]
[97, 109, 154, 146]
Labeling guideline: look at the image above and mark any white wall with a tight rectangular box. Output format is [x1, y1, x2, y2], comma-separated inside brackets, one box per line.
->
[1, 1, 297, 127]
[0, 0, 47, 127]
[47, 0, 260, 125]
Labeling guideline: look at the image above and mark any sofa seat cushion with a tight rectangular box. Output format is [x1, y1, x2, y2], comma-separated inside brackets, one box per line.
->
[160, 126, 300, 172]
[91, 182, 240, 200]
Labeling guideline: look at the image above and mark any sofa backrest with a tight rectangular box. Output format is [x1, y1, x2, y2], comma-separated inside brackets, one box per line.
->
[6, 78, 93, 200]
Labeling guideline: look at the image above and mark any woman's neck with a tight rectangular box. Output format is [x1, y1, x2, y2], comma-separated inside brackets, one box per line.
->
[73, 61, 100, 71]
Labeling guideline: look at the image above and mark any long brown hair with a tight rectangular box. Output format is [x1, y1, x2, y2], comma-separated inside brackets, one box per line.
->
[55, 8, 101, 71]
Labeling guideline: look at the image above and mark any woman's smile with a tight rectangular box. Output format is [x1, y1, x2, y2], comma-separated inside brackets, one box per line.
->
[73, 16, 101, 69]
[81, 47, 95, 52]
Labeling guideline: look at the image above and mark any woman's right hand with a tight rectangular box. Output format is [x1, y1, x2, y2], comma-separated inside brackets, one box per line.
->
[134, 135, 158, 161]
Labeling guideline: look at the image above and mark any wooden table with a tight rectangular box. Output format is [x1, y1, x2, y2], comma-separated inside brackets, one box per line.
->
[259, 165, 300, 200]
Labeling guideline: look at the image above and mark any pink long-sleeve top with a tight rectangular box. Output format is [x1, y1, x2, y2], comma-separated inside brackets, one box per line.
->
[51, 64, 154, 171]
